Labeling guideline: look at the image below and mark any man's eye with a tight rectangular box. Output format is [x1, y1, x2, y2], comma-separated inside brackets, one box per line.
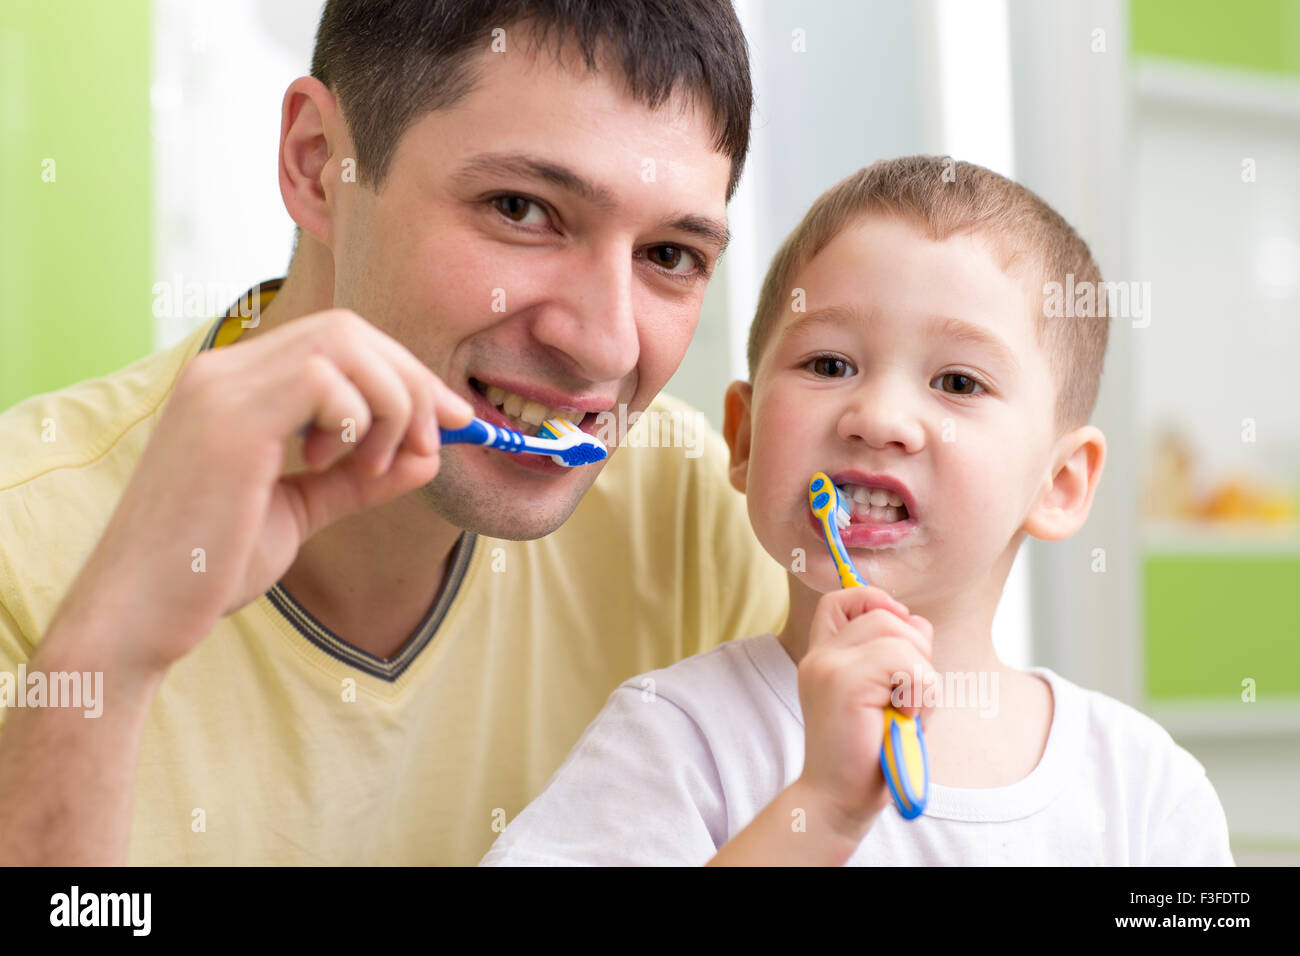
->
[809, 356, 854, 378]
[933, 372, 984, 395]
[491, 195, 548, 226]
[645, 245, 698, 275]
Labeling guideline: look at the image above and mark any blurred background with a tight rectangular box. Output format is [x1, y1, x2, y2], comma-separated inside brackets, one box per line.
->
[2, 0, 1297, 863]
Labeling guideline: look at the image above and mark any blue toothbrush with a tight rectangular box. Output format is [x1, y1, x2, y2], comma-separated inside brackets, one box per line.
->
[808, 472, 929, 820]
[440, 416, 607, 467]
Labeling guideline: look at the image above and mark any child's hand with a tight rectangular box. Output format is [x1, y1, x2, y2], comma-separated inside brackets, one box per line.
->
[796, 585, 936, 843]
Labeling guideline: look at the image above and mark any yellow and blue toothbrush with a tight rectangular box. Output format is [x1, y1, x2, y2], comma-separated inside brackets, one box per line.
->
[808, 472, 929, 820]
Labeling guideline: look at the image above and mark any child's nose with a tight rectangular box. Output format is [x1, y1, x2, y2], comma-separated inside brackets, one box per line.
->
[836, 378, 925, 452]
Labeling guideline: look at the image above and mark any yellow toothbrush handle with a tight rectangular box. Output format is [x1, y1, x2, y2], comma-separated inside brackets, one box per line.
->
[881, 708, 928, 819]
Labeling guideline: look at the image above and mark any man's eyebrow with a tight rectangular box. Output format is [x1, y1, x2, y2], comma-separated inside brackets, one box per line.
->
[453, 151, 730, 254]
[453, 151, 618, 209]
[924, 315, 1020, 370]
[663, 214, 731, 256]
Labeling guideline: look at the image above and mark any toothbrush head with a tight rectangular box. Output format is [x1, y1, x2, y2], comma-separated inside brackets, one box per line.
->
[537, 418, 608, 467]
[809, 472, 851, 530]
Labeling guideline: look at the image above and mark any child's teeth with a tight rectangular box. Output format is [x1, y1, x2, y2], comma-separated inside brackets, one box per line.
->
[502, 393, 524, 418]
[486, 385, 507, 406]
[834, 482, 910, 523]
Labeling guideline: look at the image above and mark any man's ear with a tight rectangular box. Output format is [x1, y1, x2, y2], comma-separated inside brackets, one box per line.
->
[722, 380, 754, 495]
[1023, 425, 1107, 541]
[278, 76, 348, 249]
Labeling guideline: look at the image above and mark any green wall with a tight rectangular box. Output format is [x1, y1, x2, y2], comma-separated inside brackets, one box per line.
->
[1132, 0, 1300, 77]
[0, 0, 152, 412]
[1145, 555, 1300, 700]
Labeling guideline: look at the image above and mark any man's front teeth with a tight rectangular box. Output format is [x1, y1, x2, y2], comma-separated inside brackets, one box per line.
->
[484, 385, 585, 428]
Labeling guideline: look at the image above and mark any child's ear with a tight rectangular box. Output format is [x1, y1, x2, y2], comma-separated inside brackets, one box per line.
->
[722, 380, 754, 495]
[1023, 425, 1107, 541]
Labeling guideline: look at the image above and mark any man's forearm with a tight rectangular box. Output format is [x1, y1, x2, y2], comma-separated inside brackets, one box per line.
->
[706, 778, 875, 867]
[0, 606, 167, 865]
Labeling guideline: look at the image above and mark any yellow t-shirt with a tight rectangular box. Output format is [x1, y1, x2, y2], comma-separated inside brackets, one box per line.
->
[0, 279, 789, 864]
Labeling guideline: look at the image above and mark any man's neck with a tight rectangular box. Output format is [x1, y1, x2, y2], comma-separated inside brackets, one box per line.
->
[243, 253, 468, 660]
[278, 503, 466, 661]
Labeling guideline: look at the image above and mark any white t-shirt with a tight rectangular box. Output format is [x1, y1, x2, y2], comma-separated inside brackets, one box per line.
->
[479, 633, 1235, 866]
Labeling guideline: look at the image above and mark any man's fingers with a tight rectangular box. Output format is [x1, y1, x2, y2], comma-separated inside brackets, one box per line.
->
[280, 432, 443, 540]
[249, 310, 473, 467]
[298, 356, 371, 472]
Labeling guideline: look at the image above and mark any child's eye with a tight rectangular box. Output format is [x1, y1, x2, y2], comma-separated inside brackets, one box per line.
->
[932, 371, 985, 395]
[807, 355, 855, 378]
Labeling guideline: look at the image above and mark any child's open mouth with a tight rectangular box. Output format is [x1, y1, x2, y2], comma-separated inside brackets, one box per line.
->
[805, 476, 920, 549]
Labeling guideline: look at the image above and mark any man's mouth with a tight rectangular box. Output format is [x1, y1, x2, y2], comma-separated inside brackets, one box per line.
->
[468, 377, 592, 437]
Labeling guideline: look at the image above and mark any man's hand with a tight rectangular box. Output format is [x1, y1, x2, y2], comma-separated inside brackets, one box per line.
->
[63, 308, 472, 681]
[0, 308, 474, 865]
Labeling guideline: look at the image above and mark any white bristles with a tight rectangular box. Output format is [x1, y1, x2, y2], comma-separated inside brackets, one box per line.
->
[833, 484, 851, 529]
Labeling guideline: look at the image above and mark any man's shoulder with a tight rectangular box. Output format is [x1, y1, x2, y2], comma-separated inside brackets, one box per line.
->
[592, 391, 731, 491]
[0, 319, 213, 491]
[612, 633, 790, 725]
[0, 319, 216, 646]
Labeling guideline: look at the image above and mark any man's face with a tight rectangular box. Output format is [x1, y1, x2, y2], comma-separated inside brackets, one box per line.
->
[327, 38, 732, 539]
[733, 215, 1061, 608]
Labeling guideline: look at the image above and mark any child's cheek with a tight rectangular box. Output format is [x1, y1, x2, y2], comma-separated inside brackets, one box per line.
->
[941, 428, 1022, 534]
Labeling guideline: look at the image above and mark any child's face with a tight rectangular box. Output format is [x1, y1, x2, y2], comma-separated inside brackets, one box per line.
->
[728, 215, 1069, 604]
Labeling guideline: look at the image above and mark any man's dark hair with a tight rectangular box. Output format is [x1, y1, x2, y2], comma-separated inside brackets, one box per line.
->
[307, 0, 753, 200]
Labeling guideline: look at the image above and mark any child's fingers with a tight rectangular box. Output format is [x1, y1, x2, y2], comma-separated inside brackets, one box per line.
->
[839, 607, 932, 663]
[811, 582, 904, 634]
[858, 638, 942, 719]
[809, 586, 910, 650]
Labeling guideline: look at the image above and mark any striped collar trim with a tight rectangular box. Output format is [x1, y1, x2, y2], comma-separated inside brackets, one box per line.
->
[199, 277, 284, 352]
[264, 532, 477, 682]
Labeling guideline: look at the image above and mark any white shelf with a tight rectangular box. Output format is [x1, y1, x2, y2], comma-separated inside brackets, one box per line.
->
[1135, 55, 1300, 120]
[1147, 699, 1300, 739]
[1142, 520, 1300, 556]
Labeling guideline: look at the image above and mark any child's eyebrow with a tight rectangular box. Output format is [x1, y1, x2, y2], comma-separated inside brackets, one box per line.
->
[924, 315, 1020, 372]
[776, 306, 859, 345]
[779, 308, 1017, 366]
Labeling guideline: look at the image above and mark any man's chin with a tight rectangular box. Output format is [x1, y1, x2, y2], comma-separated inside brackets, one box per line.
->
[413, 458, 595, 540]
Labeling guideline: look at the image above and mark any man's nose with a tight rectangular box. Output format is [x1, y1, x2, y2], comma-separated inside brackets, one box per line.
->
[837, 373, 926, 452]
[530, 248, 639, 383]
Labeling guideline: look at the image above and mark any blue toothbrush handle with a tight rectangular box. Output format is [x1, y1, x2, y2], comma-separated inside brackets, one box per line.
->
[440, 418, 491, 446]
[440, 418, 526, 453]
